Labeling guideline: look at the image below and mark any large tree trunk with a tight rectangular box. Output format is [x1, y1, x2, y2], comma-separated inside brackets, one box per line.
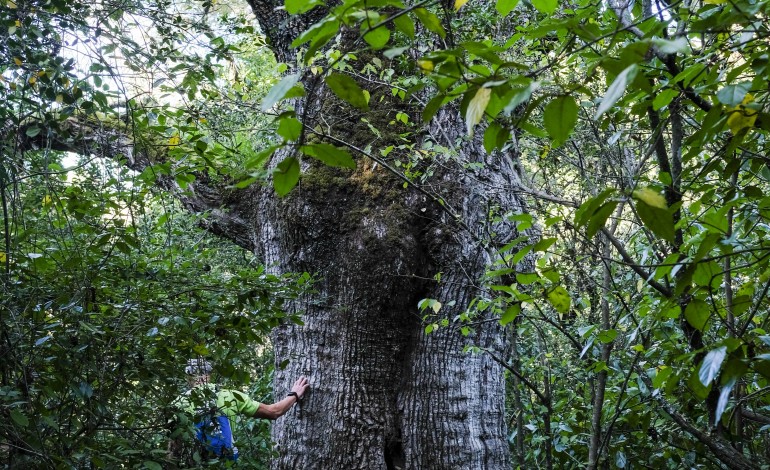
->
[236, 2, 532, 467]
[251, 97, 528, 467]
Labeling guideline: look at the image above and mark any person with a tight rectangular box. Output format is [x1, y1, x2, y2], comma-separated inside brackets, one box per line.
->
[170, 358, 309, 463]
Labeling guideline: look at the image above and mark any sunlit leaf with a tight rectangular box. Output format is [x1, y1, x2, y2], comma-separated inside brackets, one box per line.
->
[715, 377, 736, 425]
[633, 187, 667, 209]
[531, 0, 557, 14]
[285, 0, 323, 15]
[466, 87, 491, 136]
[262, 74, 301, 111]
[699, 346, 727, 386]
[363, 25, 391, 50]
[727, 93, 758, 134]
[277, 117, 303, 141]
[595, 64, 638, 119]
[547, 286, 571, 314]
[500, 303, 520, 326]
[717, 82, 751, 106]
[496, 0, 520, 16]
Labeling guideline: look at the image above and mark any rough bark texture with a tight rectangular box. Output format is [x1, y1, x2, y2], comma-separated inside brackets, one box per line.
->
[252, 103, 528, 467]
[225, 3, 532, 467]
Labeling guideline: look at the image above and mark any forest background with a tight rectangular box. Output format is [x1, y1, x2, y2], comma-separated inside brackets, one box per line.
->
[2, 0, 770, 468]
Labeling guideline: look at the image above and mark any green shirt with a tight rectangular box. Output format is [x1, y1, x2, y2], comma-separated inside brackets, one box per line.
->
[177, 383, 261, 435]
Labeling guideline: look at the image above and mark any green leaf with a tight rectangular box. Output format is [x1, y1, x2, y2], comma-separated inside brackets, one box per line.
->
[500, 303, 520, 326]
[292, 18, 339, 47]
[483, 121, 510, 153]
[143, 462, 163, 470]
[531, 0, 557, 14]
[651, 37, 689, 54]
[262, 74, 301, 112]
[586, 201, 618, 238]
[503, 82, 538, 115]
[693, 260, 720, 288]
[652, 366, 673, 389]
[699, 346, 727, 386]
[575, 189, 617, 238]
[325, 73, 369, 110]
[273, 157, 300, 197]
[496, 0, 520, 16]
[547, 286, 571, 314]
[25, 126, 41, 137]
[363, 25, 391, 50]
[516, 272, 539, 284]
[597, 329, 617, 343]
[688, 369, 712, 400]
[633, 188, 674, 242]
[277, 117, 303, 141]
[392, 15, 415, 38]
[10, 409, 29, 427]
[384, 46, 409, 59]
[285, 0, 323, 15]
[717, 82, 751, 106]
[544, 95, 578, 147]
[684, 299, 710, 331]
[301, 143, 356, 168]
[414, 8, 445, 38]
[423, 94, 452, 123]
[466, 87, 491, 136]
[653, 89, 679, 111]
[595, 64, 638, 119]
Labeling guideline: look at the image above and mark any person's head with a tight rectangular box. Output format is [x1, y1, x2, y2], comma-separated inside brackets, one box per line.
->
[185, 358, 212, 386]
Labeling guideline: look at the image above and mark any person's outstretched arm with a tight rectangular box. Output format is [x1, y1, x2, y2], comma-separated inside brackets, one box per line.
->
[254, 376, 309, 420]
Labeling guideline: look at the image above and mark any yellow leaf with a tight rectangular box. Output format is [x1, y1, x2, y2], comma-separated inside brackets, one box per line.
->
[417, 59, 434, 73]
[168, 134, 180, 146]
[7, 0, 17, 8]
[42, 195, 52, 206]
[55, 94, 63, 104]
[28, 76, 36, 85]
[0, 252, 6, 263]
[454, 0, 469, 10]
[727, 94, 758, 134]
[432, 301, 442, 313]
[466, 87, 491, 136]
[703, 0, 726, 4]
[13, 57, 22, 66]
[14, 20, 20, 27]
[633, 187, 667, 209]
[199, 117, 207, 124]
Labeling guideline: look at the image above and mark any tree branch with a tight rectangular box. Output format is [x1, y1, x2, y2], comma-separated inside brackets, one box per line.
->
[654, 394, 759, 470]
[8, 115, 255, 251]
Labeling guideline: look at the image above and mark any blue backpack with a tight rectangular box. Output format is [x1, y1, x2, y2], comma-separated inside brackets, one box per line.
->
[195, 409, 238, 461]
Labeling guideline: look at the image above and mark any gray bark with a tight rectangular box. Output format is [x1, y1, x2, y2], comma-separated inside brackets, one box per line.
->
[255, 105, 528, 467]
[231, 2, 533, 466]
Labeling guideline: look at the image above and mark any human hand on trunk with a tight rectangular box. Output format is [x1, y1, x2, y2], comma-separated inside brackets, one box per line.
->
[290, 376, 309, 400]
